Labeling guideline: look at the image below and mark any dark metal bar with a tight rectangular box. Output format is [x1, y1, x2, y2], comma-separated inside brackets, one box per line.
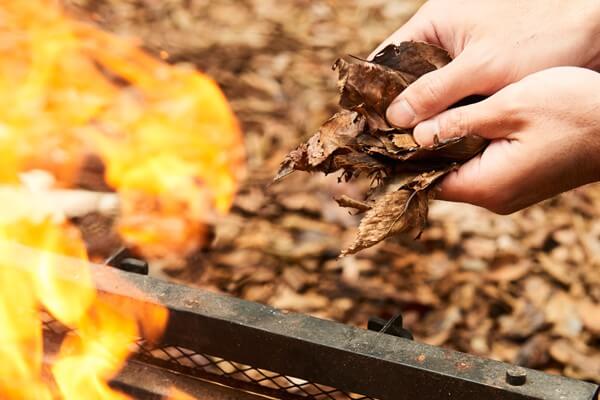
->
[41, 326, 276, 400]
[4, 242, 597, 400]
[113, 360, 279, 400]
[130, 351, 309, 400]
[91, 268, 598, 400]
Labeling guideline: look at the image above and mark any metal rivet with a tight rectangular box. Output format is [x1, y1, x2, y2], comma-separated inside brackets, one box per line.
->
[506, 367, 527, 386]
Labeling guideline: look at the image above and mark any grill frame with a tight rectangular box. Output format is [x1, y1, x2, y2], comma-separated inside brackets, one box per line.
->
[5, 240, 594, 400]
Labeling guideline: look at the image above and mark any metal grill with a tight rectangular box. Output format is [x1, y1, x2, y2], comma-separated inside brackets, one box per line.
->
[26, 246, 597, 400]
[42, 312, 373, 400]
[134, 342, 373, 400]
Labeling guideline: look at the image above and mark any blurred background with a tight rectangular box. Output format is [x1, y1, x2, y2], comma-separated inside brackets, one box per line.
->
[63, 0, 600, 383]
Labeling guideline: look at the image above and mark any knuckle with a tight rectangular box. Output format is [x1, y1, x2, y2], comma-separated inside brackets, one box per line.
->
[462, 48, 509, 93]
[491, 92, 526, 127]
[481, 60, 509, 91]
[440, 110, 468, 138]
[498, 86, 523, 112]
[497, 76, 532, 108]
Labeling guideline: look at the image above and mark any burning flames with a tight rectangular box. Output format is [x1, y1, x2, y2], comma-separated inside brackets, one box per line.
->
[0, 0, 244, 398]
[0, 220, 92, 399]
[0, 0, 244, 259]
[0, 220, 169, 399]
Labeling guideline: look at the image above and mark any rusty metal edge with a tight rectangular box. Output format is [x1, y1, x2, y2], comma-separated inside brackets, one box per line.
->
[42, 326, 282, 400]
[113, 359, 283, 400]
[3, 242, 598, 400]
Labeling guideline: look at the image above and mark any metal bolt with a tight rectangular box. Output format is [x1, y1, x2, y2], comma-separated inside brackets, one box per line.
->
[506, 367, 527, 386]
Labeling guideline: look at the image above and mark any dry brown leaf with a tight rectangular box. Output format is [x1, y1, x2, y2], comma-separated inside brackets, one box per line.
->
[407, 167, 457, 192]
[515, 335, 552, 368]
[275, 41, 488, 255]
[329, 151, 390, 181]
[335, 56, 411, 132]
[371, 42, 452, 78]
[391, 132, 418, 149]
[421, 306, 462, 346]
[341, 189, 428, 256]
[538, 252, 574, 286]
[398, 135, 487, 162]
[498, 300, 546, 339]
[339, 43, 451, 133]
[271, 286, 329, 312]
[545, 291, 583, 338]
[274, 144, 310, 181]
[576, 300, 600, 334]
[306, 110, 365, 167]
[73, 1, 600, 384]
[550, 339, 600, 381]
[485, 261, 531, 283]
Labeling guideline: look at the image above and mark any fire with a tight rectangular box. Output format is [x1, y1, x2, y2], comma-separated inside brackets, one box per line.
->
[0, 0, 243, 398]
[0, 0, 244, 260]
[0, 219, 168, 399]
[166, 388, 197, 400]
[0, 220, 91, 399]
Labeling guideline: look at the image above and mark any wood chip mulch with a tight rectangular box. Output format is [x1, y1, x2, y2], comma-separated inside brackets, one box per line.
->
[66, 0, 600, 383]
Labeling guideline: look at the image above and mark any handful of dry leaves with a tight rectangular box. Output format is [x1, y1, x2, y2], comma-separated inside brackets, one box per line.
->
[275, 42, 487, 256]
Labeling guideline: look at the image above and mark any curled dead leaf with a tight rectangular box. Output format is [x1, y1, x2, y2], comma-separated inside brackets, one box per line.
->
[274, 41, 488, 255]
[341, 189, 428, 256]
[334, 57, 410, 132]
[307, 110, 365, 167]
[371, 42, 452, 77]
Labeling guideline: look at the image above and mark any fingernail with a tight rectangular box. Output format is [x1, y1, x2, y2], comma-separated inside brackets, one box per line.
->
[413, 119, 440, 146]
[387, 99, 416, 127]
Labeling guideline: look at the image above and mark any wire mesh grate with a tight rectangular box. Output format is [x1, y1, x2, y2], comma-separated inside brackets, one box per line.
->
[134, 341, 374, 399]
[42, 312, 375, 400]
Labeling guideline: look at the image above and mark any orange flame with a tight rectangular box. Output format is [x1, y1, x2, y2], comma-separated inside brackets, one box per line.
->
[0, 0, 244, 259]
[0, 220, 90, 399]
[165, 388, 197, 400]
[0, 0, 243, 398]
[0, 219, 168, 399]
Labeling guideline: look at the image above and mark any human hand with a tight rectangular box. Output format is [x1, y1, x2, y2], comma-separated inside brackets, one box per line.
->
[411, 67, 600, 214]
[372, 0, 600, 128]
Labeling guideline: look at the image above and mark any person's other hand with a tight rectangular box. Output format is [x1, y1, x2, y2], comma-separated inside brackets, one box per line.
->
[412, 67, 600, 214]
[372, 0, 600, 128]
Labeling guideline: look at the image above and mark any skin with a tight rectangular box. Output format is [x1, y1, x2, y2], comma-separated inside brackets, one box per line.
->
[414, 67, 600, 214]
[373, 0, 600, 213]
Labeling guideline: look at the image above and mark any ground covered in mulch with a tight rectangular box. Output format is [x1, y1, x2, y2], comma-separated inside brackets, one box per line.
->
[67, 0, 600, 383]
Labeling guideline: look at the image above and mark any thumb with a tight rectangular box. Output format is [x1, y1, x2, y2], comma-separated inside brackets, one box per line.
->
[411, 97, 507, 147]
[387, 51, 485, 128]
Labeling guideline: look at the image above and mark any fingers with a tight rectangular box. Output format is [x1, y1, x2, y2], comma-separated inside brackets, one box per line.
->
[434, 153, 519, 215]
[434, 156, 485, 203]
[411, 97, 509, 146]
[387, 51, 487, 128]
